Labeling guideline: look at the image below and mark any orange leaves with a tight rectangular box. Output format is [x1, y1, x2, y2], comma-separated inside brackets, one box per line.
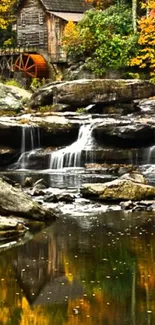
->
[141, 0, 155, 11]
[130, 0, 155, 78]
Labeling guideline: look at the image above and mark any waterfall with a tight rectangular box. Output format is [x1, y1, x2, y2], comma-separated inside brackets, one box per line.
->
[17, 125, 41, 169]
[50, 123, 96, 169]
[147, 145, 155, 165]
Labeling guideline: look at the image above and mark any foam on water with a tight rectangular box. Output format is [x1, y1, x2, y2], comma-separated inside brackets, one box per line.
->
[50, 122, 97, 169]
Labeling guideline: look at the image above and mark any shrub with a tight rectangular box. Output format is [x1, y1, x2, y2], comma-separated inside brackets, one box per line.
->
[130, 1, 155, 80]
[63, 5, 139, 76]
[4, 79, 22, 88]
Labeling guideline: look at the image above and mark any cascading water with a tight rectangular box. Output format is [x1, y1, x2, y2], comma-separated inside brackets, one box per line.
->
[16, 125, 41, 169]
[50, 122, 96, 169]
[147, 145, 155, 165]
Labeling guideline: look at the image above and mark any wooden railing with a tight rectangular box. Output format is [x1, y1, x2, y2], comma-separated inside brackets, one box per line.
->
[0, 47, 67, 63]
[0, 47, 38, 56]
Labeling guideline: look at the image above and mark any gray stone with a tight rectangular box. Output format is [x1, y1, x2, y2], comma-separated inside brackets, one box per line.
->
[92, 121, 155, 148]
[81, 173, 155, 201]
[44, 193, 74, 203]
[120, 172, 146, 184]
[29, 79, 155, 109]
[0, 83, 31, 111]
[0, 178, 55, 220]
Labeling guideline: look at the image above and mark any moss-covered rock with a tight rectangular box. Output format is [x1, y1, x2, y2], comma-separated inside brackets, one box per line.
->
[81, 173, 155, 201]
[29, 79, 155, 109]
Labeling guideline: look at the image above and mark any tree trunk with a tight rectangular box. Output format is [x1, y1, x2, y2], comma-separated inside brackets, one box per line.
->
[132, 0, 137, 33]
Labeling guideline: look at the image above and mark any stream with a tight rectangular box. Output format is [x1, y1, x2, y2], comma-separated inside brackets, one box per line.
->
[0, 211, 155, 324]
[1, 118, 155, 324]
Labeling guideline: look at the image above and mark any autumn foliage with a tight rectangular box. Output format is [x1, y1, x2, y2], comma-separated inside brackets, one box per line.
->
[63, 5, 137, 76]
[63, 21, 81, 48]
[84, 0, 114, 9]
[130, 0, 155, 79]
[0, 0, 16, 29]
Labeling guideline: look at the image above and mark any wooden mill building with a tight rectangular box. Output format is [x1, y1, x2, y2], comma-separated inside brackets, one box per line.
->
[0, 0, 90, 79]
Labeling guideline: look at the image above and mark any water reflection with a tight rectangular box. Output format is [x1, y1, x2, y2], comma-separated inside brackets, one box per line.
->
[1, 168, 114, 189]
[0, 212, 155, 324]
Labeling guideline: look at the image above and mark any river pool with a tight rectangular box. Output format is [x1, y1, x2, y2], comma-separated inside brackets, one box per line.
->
[0, 204, 155, 325]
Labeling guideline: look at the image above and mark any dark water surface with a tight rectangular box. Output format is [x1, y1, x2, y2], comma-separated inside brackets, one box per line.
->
[0, 210, 155, 325]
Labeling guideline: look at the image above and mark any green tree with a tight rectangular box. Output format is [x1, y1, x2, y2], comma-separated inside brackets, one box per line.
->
[130, 0, 155, 80]
[63, 4, 138, 76]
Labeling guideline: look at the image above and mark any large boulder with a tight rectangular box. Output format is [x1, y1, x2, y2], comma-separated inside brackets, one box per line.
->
[0, 118, 79, 151]
[29, 79, 155, 109]
[92, 121, 155, 147]
[0, 83, 31, 111]
[81, 173, 155, 201]
[0, 178, 55, 220]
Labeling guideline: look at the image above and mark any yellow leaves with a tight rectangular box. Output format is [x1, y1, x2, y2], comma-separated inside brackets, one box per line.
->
[62, 21, 82, 48]
[0, 18, 7, 29]
[63, 21, 79, 40]
[141, 0, 155, 10]
[0, 0, 16, 29]
[130, 57, 143, 66]
[129, 0, 155, 78]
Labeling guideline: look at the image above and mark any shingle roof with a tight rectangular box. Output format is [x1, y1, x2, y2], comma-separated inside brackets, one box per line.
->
[40, 0, 91, 13]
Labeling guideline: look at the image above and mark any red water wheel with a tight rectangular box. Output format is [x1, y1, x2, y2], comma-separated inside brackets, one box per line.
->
[13, 53, 48, 78]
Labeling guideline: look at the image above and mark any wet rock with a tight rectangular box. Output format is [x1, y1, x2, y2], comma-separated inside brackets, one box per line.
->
[0, 178, 55, 220]
[120, 200, 153, 211]
[138, 98, 155, 112]
[0, 118, 79, 153]
[64, 61, 96, 81]
[33, 178, 48, 189]
[0, 216, 28, 241]
[93, 122, 155, 148]
[44, 193, 74, 203]
[0, 147, 17, 168]
[85, 163, 137, 175]
[23, 177, 33, 187]
[1, 175, 20, 187]
[120, 172, 146, 184]
[81, 173, 155, 201]
[29, 79, 155, 109]
[120, 200, 133, 210]
[30, 188, 45, 196]
[0, 216, 27, 231]
[118, 165, 135, 176]
[44, 194, 58, 202]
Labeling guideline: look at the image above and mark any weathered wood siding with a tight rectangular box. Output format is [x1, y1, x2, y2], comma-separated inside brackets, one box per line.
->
[47, 14, 66, 59]
[17, 0, 48, 49]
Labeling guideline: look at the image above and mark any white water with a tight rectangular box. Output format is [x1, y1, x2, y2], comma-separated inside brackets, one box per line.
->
[50, 123, 96, 169]
[17, 126, 41, 169]
[147, 145, 155, 165]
